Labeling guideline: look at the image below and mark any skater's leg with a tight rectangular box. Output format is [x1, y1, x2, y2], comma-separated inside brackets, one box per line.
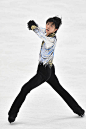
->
[46, 65, 85, 116]
[8, 73, 45, 116]
[8, 63, 52, 123]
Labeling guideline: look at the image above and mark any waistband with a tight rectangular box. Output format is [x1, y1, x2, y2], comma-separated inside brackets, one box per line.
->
[39, 62, 53, 68]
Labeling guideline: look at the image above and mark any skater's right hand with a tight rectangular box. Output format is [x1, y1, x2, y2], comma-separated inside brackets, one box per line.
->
[27, 20, 38, 30]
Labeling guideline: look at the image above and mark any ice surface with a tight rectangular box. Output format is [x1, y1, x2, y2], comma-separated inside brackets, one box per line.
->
[0, 0, 86, 128]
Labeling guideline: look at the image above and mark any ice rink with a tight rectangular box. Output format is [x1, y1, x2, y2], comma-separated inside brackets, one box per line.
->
[0, 0, 86, 128]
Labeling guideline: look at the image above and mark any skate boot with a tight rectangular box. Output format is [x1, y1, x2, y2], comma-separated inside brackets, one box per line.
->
[8, 113, 17, 123]
[73, 107, 85, 117]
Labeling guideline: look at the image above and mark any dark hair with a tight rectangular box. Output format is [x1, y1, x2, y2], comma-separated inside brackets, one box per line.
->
[46, 16, 62, 33]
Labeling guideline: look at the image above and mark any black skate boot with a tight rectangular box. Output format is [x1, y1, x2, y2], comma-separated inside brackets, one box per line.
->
[73, 107, 85, 117]
[78, 110, 85, 117]
[8, 108, 19, 123]
[8, 113, 17, 123]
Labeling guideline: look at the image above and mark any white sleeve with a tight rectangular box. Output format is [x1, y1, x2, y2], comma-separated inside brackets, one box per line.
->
[33, 26, 57, 49]
[39, 27, 46, 33]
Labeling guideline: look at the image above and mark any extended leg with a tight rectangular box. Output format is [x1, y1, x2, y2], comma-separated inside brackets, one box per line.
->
[8, 63, 52, 123]
[8, 72, 45, 123]
[46, 73, 85, 116]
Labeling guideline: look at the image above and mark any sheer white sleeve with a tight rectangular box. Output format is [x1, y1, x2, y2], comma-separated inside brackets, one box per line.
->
[32, 26, 57, 49]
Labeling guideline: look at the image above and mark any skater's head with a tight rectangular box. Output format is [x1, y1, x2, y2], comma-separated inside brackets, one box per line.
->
[46, 16, 62, 35]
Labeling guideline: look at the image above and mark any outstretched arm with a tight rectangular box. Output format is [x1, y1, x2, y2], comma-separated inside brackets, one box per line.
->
[27, 20, 57, 49]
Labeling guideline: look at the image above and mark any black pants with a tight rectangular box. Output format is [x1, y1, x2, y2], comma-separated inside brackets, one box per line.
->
[8, 63, 83, 116]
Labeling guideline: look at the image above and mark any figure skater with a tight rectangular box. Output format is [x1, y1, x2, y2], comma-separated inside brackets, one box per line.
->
[8, 16, 85, 123]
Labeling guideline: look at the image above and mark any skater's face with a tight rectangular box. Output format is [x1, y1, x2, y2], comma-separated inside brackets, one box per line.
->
[46, 22, 57, 36]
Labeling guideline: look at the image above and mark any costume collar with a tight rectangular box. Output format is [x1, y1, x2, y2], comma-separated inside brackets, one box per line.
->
[47, 33, 56, 37]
